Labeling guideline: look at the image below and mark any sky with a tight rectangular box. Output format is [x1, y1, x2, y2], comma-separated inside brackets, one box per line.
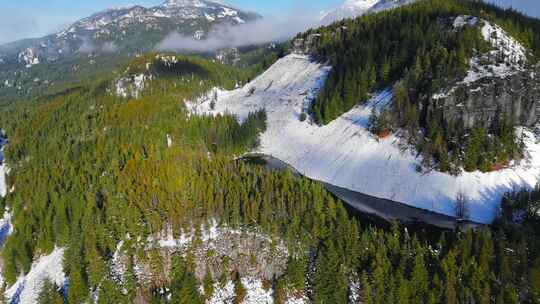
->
[0, 0, 538, 45]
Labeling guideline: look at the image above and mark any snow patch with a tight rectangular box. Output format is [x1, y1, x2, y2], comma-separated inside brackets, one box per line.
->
[6, 247, 66, 304]
[286, 296, 308, 304]
[434, 17, 529, 99]
[17, 49, 40, 68]
[242, 277, 273, 304]
[207, 280, 235, 304]
[206, 278, 273, 304]
[462, 19, 527, 84]
[115, 73, 151, 99]
[0, 211, 13, 248]
[453, 15, 478, 28]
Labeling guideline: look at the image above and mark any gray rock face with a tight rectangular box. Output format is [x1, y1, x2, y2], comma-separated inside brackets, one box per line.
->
[292, 34, 322, 55]
[429, 67, 540, 129]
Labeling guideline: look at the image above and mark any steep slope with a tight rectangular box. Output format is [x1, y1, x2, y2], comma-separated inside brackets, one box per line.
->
[189, 1, 540, 224]
[297, 0, 540, 174]
[188, 54, 540, 224]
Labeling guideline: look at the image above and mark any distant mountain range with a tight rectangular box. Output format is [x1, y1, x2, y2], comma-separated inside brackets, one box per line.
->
[0, 0, 259, 69]
[0, 0, 420, 70]
[0, 0, 417, 102]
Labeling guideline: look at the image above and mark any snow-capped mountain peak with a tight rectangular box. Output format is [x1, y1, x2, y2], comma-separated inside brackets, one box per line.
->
[321, 0, 415, 25]
[163, 0, 226, 8]
[0, 0, 258, 71]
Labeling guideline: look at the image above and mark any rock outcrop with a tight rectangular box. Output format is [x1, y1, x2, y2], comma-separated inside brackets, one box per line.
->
[430, 66, 540, 129]
[292, 34, 322, 55]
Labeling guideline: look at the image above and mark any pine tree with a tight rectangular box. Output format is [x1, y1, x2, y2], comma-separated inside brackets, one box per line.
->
[361, 273, 373, 304]
[0, 283, 7, 304]
[38, 278, 64, 304]
[273, 277, 287, 304]
[442, 251, 457, 304]
[313, 240, 348, 304]
[233, 272, 247, 304]
[286, 256, 306, 291]
[530, 258, 540, 303]
[410, 250, 428, 303]
[170, 254, 203, 304]
[203, 269, 215, 300]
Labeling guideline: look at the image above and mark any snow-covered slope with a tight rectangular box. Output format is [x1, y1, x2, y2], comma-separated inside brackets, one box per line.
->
[6, 247, 66, 304]
[459, 16, 526, 83]
[434, 16, 529, 98]
[321, 0, 415, 25]
[188, 54, 540, 224]
[0, 132, 8, 198]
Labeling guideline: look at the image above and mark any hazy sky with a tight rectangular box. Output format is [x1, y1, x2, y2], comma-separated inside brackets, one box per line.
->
[0, 0, 538, 45]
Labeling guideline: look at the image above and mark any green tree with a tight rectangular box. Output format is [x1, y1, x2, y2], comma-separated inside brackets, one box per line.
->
[233, 273, 247, 304]
[313, 240, 348, 304]
[203, 269, 215, 300]
[38, 278, 64, 304]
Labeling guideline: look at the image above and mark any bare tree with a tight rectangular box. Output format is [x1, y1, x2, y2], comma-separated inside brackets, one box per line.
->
[455, 192, 470, 220]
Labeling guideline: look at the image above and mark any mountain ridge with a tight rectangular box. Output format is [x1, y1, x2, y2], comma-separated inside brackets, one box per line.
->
[0, 0, 259, 67]
[0, 0, 261, 101]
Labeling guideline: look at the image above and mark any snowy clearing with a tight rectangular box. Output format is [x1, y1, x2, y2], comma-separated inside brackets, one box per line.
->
[188, 54, 540, 224]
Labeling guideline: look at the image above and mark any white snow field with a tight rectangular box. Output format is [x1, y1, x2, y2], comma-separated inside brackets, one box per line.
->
[0, 133, 8, 198]
[6, 247, 66, 304]
[188, 54, 540, 224]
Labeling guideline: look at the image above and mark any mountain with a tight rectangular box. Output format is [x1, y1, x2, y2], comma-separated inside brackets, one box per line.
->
[193, 0, 540, 224]
[0, 0, 258, 67]
[0, 0, 259, 102]
[320, 0, 415, 24]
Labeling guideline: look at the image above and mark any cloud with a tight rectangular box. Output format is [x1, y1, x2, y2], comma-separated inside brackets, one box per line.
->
[156, 14, 319, 52]
[78, 39, 97, 53]
[102, 42, 118, 53]
[78, 39, 118, 54]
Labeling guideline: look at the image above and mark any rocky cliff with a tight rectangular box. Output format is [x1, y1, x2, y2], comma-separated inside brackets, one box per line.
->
[430, 66, 540, 129]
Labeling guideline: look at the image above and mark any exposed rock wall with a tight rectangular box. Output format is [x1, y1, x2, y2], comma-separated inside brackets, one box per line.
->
[430, 66, 540, 129]
[292, 34, 322, 55]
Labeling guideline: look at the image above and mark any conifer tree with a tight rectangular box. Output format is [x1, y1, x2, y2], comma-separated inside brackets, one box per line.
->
[313, 240, 348, 303]
[203, 269, 215, 300]
[38, 279, 64, 304]
[233, 272, 247, 304]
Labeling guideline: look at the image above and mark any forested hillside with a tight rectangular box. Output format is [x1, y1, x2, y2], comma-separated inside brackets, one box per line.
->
[0, 47, 537, 303]
[300, 0, 540, 172]
[1, 1, 540, 303]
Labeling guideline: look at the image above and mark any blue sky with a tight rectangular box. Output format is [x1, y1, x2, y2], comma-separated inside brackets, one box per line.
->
[0, 0, 538, 45]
